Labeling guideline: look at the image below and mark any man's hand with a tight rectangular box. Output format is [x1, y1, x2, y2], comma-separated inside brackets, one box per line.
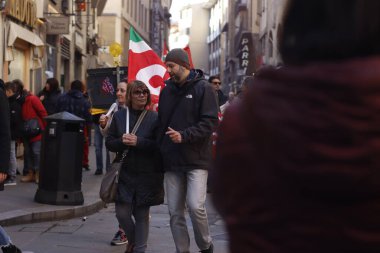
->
[0, 173, 7, 183]
[166, 127, 182, 143]
[99, 114, 108, 128]
[122, 133, 138, 146]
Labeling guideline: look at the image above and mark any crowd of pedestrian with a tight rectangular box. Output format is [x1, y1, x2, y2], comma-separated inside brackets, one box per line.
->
[0, 78, 96, 187]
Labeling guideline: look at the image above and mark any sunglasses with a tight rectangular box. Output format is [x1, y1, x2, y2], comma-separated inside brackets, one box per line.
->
[212, 81, 221, 85]
[132, 90, 149, 96]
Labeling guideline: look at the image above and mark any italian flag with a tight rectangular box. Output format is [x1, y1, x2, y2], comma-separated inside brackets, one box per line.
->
[128, 27, 169, 109]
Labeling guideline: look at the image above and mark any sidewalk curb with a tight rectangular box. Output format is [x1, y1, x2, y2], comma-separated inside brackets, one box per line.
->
[0, 198, 105, 227]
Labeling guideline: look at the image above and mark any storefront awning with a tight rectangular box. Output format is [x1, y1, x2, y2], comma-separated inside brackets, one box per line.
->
[8, 22, 44, 47]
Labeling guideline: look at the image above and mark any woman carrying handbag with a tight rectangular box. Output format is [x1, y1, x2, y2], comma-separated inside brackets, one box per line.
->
[106, 80, 164, 253]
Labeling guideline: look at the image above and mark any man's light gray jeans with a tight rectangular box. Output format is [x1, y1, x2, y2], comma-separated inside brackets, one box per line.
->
[0, 226, 11, 247]
[165, 169, 212, 253]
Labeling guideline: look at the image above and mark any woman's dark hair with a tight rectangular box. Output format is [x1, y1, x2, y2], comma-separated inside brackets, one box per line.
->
[71, 80, 83, 91]
[279, 0, 380, 64]
[12, 79, 25, 95]
[46, 78, 59, 92]
[4, 81, 16, 93]
[126, 80, 151, 108]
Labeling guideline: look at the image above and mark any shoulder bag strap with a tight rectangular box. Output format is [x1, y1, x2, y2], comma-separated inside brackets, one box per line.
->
[120, 109, 147, 161]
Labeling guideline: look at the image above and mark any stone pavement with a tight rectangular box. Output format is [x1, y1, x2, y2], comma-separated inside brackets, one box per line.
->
[0, 144, 105, 227]
[5, 203, 229, 253]
[0, 140, 230, 252]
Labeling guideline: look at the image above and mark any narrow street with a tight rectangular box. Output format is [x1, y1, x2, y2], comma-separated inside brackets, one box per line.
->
[4, 198, 229, 253]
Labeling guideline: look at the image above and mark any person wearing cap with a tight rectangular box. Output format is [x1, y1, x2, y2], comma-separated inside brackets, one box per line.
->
[157, 48, 218, 253]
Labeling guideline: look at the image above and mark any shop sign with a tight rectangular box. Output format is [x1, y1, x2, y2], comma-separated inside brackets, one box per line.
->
[47, 16, 70, 34]
[237, 32, 254, 75]
[6, 0, 37, 27]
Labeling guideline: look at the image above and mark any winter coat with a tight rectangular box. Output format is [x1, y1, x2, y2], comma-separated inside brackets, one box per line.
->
[106, 108, 164, 207]
[21, 94, 48, 143]
[0, 88, 10, 174]
[38, 89, 62, 115]
[213, 57, 380, 253]
[8, 94, 24, 140]
[216, 89, 227, 107]
[56, 89, 92, 123]
[157, 69, 219, 172]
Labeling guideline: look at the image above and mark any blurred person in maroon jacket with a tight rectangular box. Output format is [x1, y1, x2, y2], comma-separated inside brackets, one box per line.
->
[213, 1, 380, 253]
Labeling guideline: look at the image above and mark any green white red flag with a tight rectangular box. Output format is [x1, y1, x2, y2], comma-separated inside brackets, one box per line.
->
[128, 27, 169, 109]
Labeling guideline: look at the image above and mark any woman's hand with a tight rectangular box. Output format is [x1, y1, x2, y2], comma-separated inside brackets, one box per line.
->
[99, 114, 108, 128]
[122, 133, 138, 146]
[39, 95, 45, 101]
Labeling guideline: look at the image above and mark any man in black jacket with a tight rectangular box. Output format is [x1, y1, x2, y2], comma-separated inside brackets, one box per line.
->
[158, 48, 218, 253]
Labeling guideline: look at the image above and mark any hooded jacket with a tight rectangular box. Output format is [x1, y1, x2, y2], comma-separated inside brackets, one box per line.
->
[157, 69, 219, 172]
[56, 89, 92, 123]
[38, 88, 62, 115]
[213, 57, 380, 253]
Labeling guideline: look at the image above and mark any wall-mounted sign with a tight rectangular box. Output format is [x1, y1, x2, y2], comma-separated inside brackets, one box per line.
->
[6, 0, 37, 28]
[47, 16, 70, 35]
[237, 32, 254, 75]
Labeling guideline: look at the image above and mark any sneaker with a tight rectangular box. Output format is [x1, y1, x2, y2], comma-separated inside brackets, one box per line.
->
[4, 178, 17, 186]
[200, 243, 214, 253]
[110, 230, 128, 246]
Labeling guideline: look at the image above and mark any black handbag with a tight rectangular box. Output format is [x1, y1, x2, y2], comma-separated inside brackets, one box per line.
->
[99, 109, 147, 203]
[23, 118, 41, 137]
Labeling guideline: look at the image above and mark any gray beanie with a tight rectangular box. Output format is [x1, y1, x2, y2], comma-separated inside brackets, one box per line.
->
[165, 48, 191, 69]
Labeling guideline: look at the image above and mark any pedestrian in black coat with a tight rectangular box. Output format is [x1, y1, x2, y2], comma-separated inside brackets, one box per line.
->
[106, 80, 164, 253]
[38, 77, 61, 115]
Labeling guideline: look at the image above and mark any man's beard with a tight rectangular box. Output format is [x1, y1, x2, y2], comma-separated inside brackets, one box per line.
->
[171, 67, 186, 83]
[171, 74, 182, 83]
